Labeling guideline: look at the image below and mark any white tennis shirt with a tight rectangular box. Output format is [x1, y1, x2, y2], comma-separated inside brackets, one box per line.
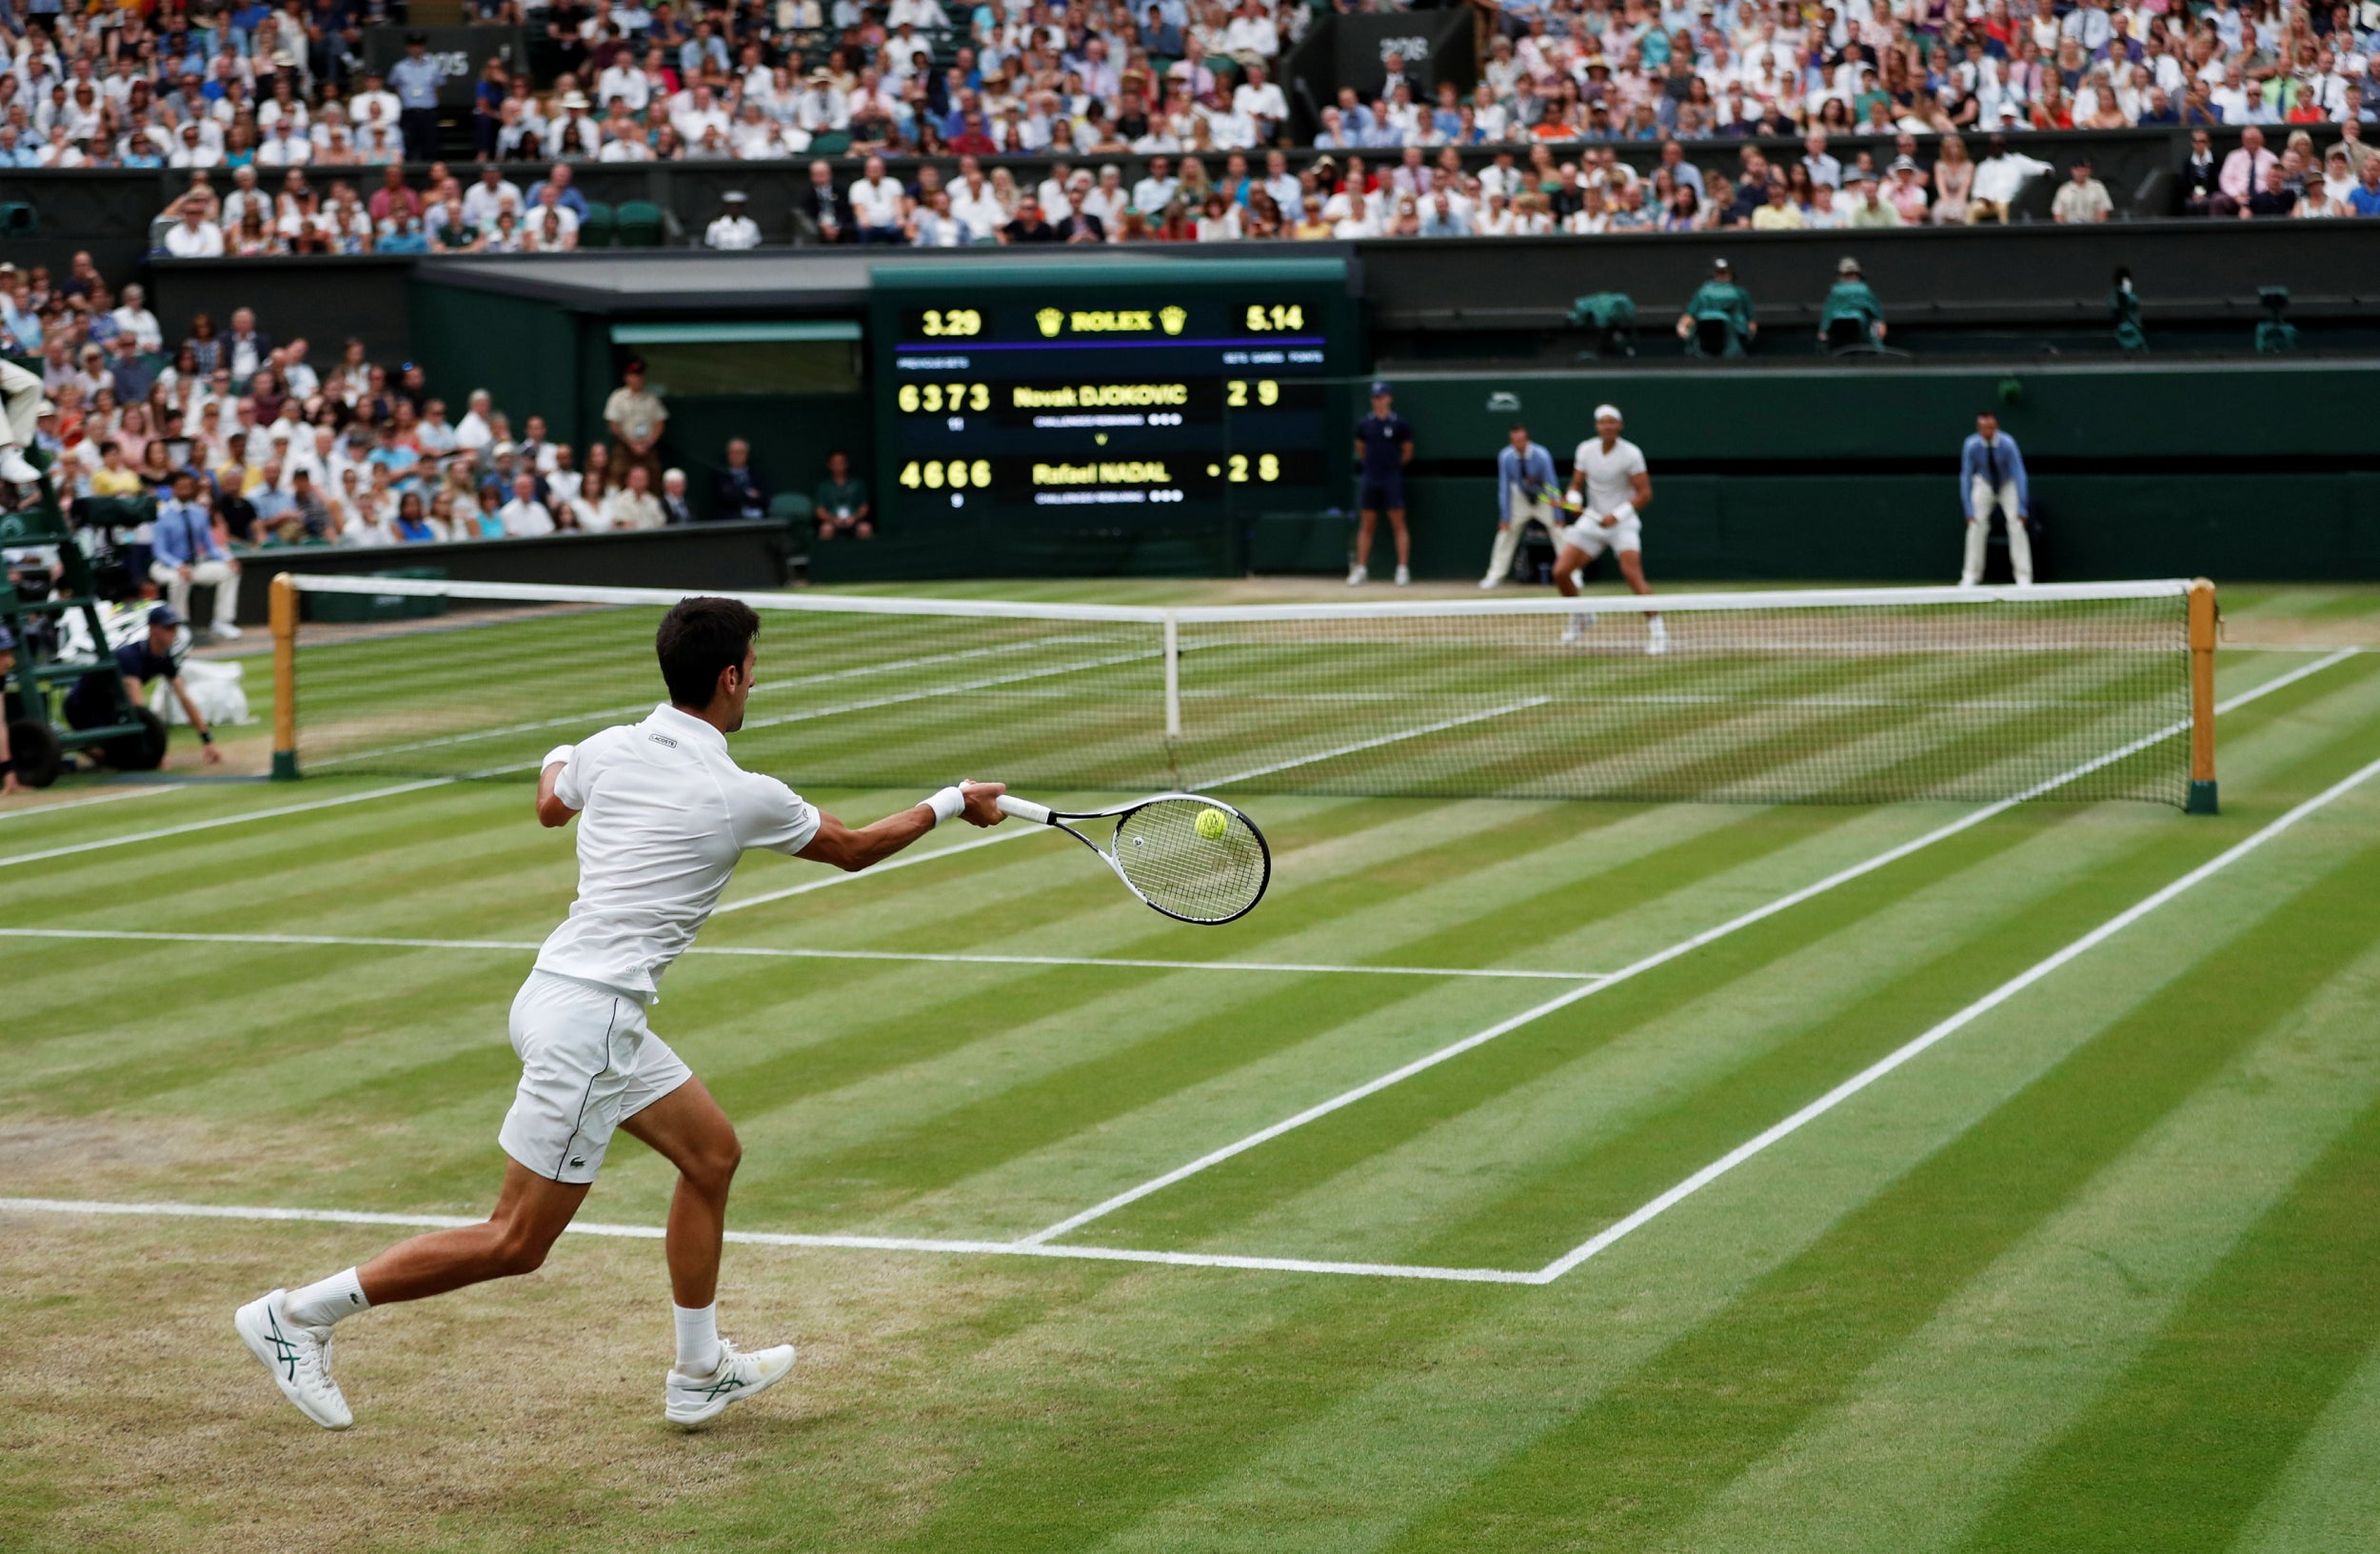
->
[535, 702, 821, 1002]
[1572, 435, 1648, 518]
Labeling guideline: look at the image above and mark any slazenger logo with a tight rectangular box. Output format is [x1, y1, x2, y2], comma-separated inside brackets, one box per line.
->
[1487, 390, 1521, 411]
[1378, 37, 1431, 66]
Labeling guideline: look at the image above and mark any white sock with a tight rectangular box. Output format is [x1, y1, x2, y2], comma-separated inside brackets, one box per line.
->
[674, 1302, 721, 1374]
[285, 1268, 369, 1328]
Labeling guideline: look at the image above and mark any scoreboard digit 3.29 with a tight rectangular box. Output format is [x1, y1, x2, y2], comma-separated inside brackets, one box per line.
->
[868, 259, 1360, 562]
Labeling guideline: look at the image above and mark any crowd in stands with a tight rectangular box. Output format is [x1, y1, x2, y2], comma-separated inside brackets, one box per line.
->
[5, 0, 2378, 250]
[0, 252, 824, 549]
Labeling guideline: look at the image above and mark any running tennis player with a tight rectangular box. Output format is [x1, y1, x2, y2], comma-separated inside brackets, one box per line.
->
[235, 596, 1007, 1430]
[1557, 404, 1666, 655]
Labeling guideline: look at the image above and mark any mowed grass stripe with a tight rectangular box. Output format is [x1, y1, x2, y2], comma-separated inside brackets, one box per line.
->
[707, 804, 1792, 1225]
[2227, 1338, 2380, 1554]
[1075, 670, 2380, 1261]
[1949, 1091, 2380, 1554]
[1660, 929, 2380, 1554]
[1200, 800, 2171, 1271]
[744, 804, 1873, 1227]
[1366, 829, 2380, 1554]
[1071, 811, 2371, 1554]
[1405, 798, 2271, 1268]
[1073, 800, 2072, 1253]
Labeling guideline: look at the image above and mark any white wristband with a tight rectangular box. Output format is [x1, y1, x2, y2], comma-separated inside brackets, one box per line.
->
[923, 786, 965, 825]
[1610, 501, 1636, 526]
[542, 744, 576, 771]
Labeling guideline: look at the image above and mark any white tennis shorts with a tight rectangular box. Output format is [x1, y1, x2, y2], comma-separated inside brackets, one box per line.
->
[498, 970, 693, 1185]
[1560, 511, 1642, 558]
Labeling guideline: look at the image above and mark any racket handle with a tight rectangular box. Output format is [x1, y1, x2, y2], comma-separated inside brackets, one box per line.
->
[996, 795, 1052, 825]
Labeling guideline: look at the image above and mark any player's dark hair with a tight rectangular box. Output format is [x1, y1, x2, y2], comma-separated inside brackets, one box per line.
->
[656, 596, 761, 708]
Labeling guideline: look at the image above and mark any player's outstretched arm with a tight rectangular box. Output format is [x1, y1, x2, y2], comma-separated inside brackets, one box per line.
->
[536, 759, 579, 828]
[799, 779, 1005, 873]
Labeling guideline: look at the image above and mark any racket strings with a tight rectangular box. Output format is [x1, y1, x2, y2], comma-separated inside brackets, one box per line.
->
[1109, 800, 1269, 924]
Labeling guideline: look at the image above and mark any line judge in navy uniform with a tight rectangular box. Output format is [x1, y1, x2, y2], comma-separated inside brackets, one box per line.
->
[1348, 380, 1415, 587]
[63, 605, 224, 767]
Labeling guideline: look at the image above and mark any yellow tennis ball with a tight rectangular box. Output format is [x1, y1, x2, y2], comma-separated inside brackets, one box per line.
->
[1196, 807, 1228, 841]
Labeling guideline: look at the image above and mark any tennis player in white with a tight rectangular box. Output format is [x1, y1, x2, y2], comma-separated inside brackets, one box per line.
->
[1556, 404, 1665, 655]
[234, 596, 1007, 1430]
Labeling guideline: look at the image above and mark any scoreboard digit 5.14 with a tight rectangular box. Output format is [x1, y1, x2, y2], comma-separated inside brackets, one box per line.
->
[868, 259, 1360, 554]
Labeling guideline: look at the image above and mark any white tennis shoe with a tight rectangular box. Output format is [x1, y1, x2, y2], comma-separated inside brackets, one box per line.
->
[1345, 565, 1368, 586]
[665, 1338, 796, 1426]
[1560, 611, 1596, 645]
[1647, 617, 1670, 656]
[1394, 565, 1411, 586]
[234, 1290, 352, 1429]
[0, 448, 40, 485]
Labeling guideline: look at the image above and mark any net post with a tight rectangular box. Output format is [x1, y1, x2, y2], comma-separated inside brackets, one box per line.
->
[2186, 577, 2218, 814]
[1162, 611, 1181, 741]
[269, 572, 300, 781]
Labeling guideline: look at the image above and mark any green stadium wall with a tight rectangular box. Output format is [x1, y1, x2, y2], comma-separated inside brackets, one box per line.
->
[404, 270, 2379, 585]
[1341, 361, 2380, 584]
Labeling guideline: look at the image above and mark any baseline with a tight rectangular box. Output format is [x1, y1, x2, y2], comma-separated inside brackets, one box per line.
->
[0, 1198, 1536, 1286]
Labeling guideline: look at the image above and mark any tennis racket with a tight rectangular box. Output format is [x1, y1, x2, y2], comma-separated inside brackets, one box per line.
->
[1530, 481, 1585, 514]
[996, 792, 1270, 925]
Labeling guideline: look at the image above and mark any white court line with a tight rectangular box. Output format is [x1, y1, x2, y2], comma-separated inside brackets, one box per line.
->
[1019, 648, 2369, 1246]
[0, 779, 457, 870]
[0, 785, 177, 823]
[0, 927, 1600, 982]
[1534, 747, 2380, 1284]
[1206, 697, 1553, 788]
[0, 1198, 1537, 1285]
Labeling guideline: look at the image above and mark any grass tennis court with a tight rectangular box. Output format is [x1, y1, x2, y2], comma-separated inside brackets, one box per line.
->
[5, 580, 2380, 1553]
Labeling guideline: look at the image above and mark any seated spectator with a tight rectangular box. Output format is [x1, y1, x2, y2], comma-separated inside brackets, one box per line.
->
[600, 464, 665, 529]
[498, 472, 556, 536]
[2350, 160, 2380, 219]
[813, 449, 871, 540]
[1001, 197, 1060, 244]
[163, 205, 227, 258]
[714, 438, 769, 521]
[1968, 136, 2051, 224]
[2245, 163, 2300, 219]
[659, 468, 696, 526]
[2053, 158, 2113, 224]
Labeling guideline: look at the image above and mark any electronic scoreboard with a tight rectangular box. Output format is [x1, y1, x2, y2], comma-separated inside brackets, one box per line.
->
[868, 259, 1360, 567]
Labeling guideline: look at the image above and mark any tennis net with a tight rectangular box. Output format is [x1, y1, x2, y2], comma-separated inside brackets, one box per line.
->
[270, 575, 2215, 809]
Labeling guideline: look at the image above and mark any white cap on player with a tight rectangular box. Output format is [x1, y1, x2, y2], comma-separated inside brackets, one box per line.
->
[1594, 403, 1623, 423]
